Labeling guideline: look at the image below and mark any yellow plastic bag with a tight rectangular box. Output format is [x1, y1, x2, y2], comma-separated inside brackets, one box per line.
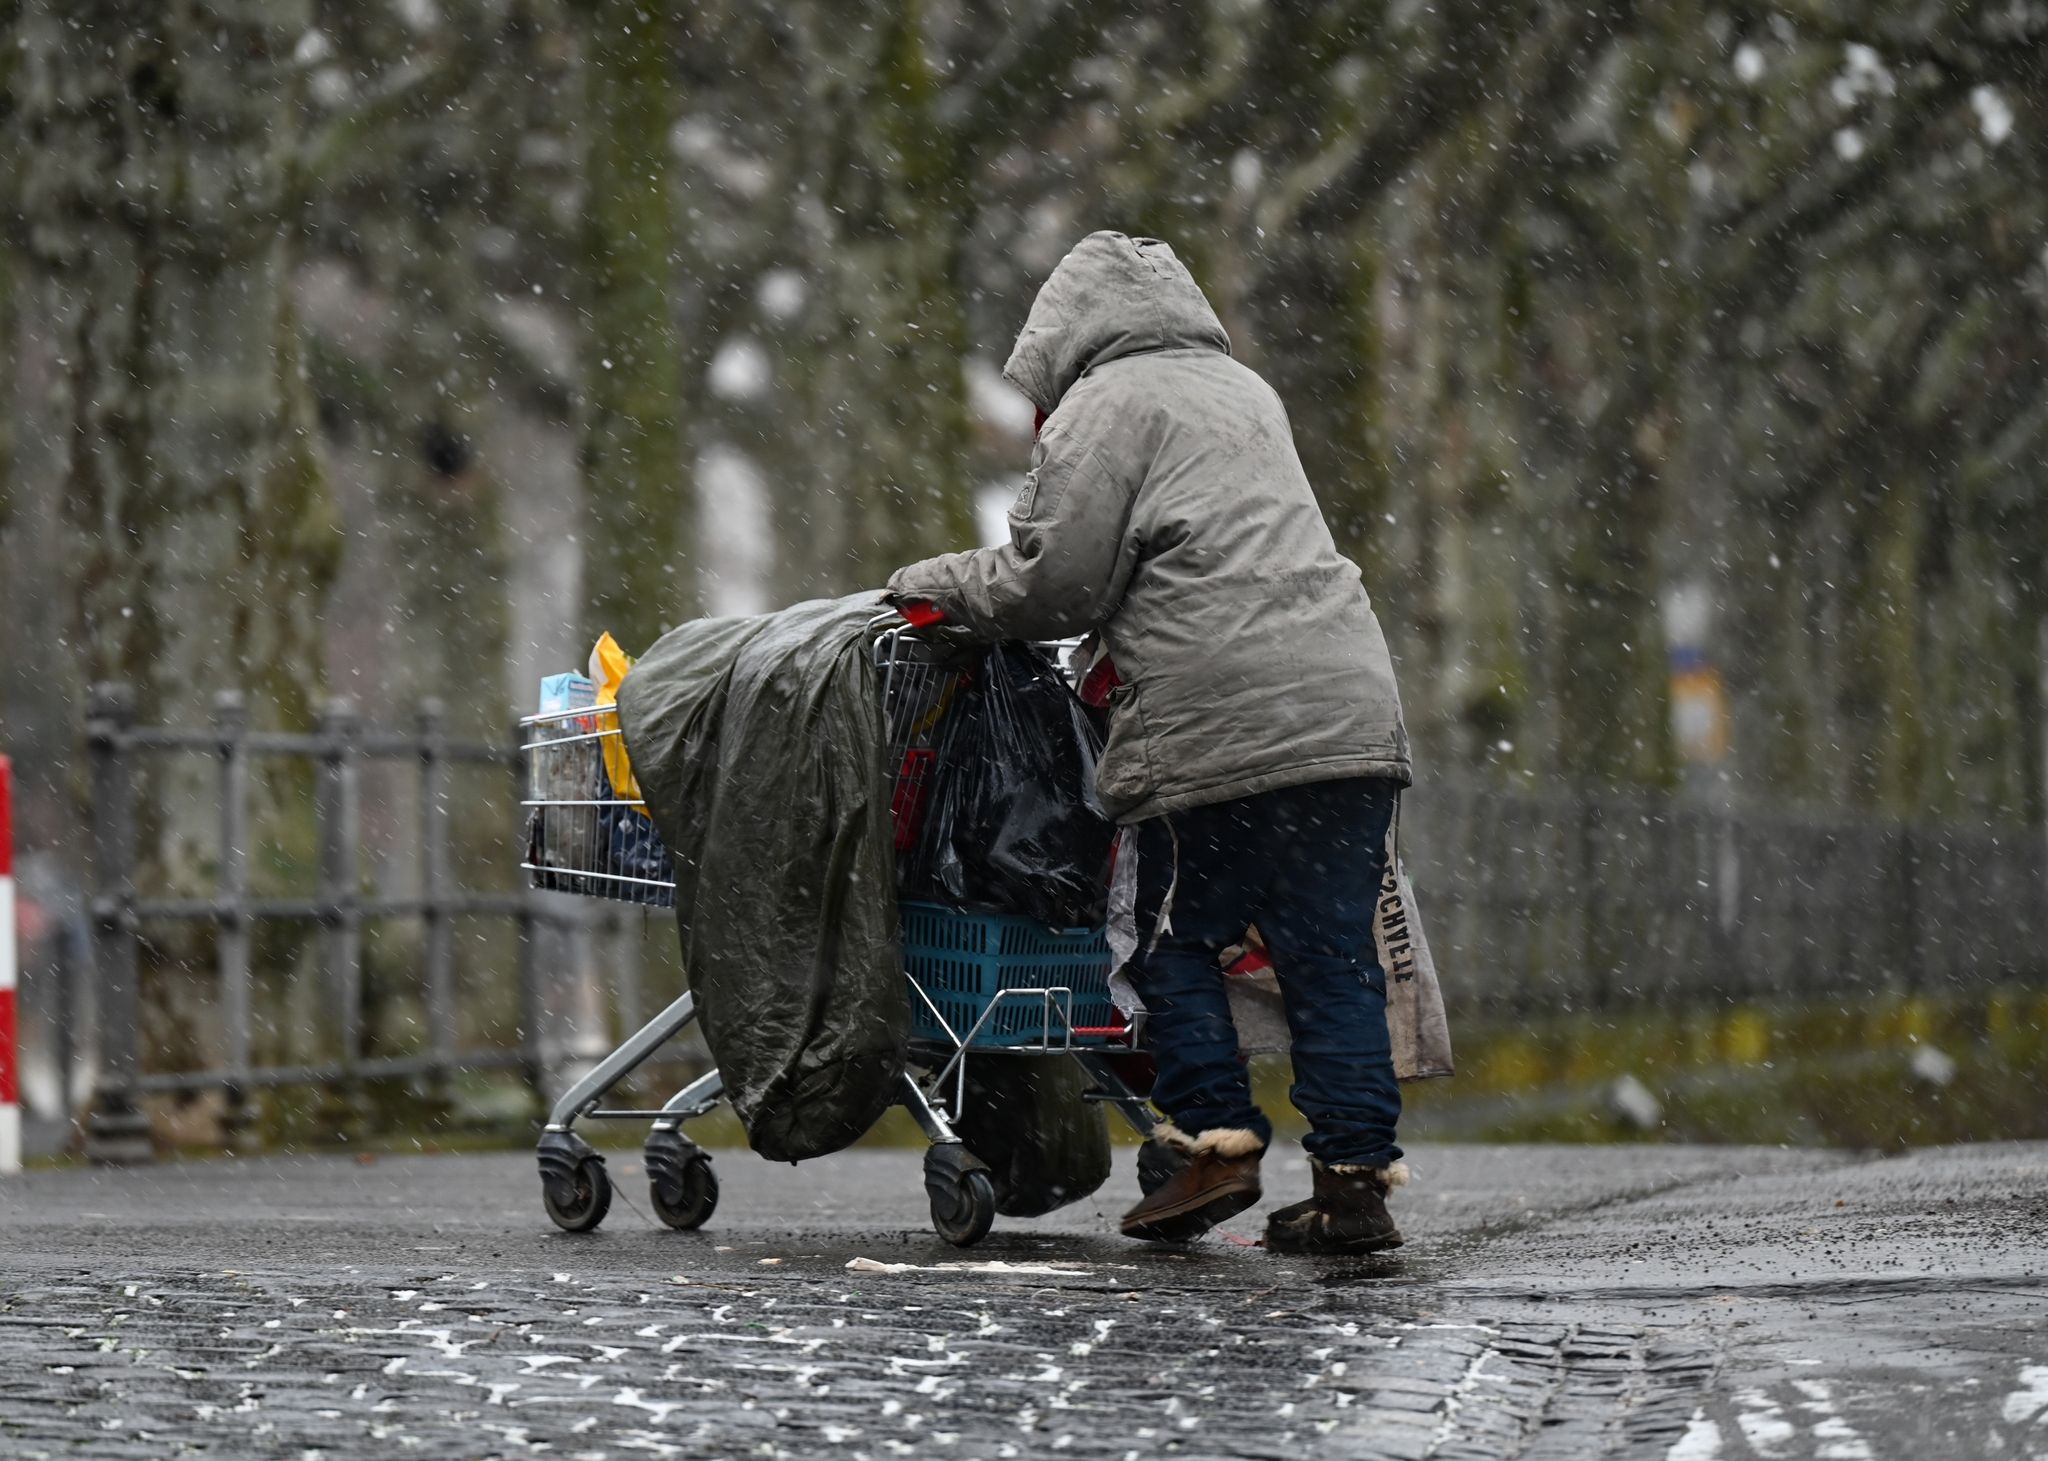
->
[589, 631, 649, 816]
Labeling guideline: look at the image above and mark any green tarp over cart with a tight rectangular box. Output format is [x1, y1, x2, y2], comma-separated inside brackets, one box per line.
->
[616, 591, 1109, 1211]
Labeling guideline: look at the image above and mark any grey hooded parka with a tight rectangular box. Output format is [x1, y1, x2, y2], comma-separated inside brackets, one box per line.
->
[888, 231, 1410, 823]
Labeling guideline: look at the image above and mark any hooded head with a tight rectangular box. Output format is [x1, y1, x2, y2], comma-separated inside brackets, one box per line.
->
[1001, 231, 1232, 414]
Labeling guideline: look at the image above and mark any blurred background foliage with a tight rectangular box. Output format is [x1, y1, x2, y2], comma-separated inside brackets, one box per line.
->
[4, 1, 2043, 835]
[0, 1, 2044, 1144]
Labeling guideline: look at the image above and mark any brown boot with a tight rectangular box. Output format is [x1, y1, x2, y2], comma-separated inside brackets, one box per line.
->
[1264, 1159, 1407, 1255]
[1120, 1125, 1264, 1242]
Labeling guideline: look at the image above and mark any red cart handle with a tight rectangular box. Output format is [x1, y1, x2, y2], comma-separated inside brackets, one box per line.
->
[898, 600, 946, 629]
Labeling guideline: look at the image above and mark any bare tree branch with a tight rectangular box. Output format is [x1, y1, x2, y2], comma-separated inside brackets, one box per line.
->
[1708, 72, 1973, 308]
[1292, 3, 1598, 232]
[943, 0, 1136, 159]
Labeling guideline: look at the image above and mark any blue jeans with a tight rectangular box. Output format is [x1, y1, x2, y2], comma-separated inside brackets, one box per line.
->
[1131, 777, 1403, 1169]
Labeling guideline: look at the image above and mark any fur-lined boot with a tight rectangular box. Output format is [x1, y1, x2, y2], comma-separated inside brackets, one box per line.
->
[1119, 1124, 1264, 1243]
[1263, 1159, 1408, 1255]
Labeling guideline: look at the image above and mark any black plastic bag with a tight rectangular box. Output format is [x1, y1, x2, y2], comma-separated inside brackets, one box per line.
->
[598, 767, 675, 905]
[950, 1056, 1111, 1217]
[910, 641, 1115, 928]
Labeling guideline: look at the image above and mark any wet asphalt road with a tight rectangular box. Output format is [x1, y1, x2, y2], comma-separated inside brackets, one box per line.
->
[2, 1141, 2045, 1459]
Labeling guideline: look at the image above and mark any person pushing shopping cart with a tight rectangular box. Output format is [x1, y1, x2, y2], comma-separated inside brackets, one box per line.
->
[889, 230, 1415, 1255]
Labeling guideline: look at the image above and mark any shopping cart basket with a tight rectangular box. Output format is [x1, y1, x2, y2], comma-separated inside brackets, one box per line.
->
[522, 705, 674, 905]
[520, 612, 1168, 1246]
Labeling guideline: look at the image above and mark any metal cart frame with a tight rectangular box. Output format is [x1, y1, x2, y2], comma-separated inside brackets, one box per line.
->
[520, 619, 1172, 1245]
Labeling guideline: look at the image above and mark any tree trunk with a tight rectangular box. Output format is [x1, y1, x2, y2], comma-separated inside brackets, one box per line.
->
[857, 4, 976, 582]
[1553, 418, 1677, 790]
[19, 0, 339, 880]
[779, 1, 977, 596]
[0, 0, 16, 538]
[1843, 469, 1927, 815]
[1248, 234, 1395, 590]
[350, 3, 521, 737]
[578, 0, 692, 651]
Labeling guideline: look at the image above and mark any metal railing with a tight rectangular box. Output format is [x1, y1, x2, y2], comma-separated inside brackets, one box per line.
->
[80, 683, 570, 1162]
[60, 680, 2048, 1162]
[1398, 782, 2048, 1010]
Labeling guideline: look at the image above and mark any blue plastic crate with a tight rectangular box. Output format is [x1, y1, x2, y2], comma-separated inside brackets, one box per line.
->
[900, 900, 1121, 1048]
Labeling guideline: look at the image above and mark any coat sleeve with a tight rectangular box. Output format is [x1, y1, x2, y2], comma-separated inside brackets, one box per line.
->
[886, 427, 1139, 641]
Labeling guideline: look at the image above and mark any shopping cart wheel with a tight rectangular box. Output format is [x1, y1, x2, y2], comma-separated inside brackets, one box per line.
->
[538, 1131, 613, 1234]
[1136, 1137, 1188, 1198]
[645, 1129, 719, 1231]
[923, 1144, 996, 1247]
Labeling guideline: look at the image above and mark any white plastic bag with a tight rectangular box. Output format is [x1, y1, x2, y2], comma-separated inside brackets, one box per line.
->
[1107, 819, 1454, 1081]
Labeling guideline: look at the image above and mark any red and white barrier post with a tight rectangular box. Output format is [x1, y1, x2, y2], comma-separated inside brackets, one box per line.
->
[0, 755, 18, 1173]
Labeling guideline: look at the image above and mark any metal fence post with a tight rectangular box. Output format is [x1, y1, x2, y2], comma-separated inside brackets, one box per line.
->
[1897, 820, 1924, 996]
[57, 912, 91, 1132]
[511, 714, 548, 1115]
[1, 754, 16, 1174]
[317, 698, 364, 1144]
[612, 904, 642, 1058]
[1579, 795, 1611, 1010]
[213, 692, 253, 1141]
[1711, 802, 1742, 998]
[417, 699, 455, 1114]
[85, 683, 152, 1164]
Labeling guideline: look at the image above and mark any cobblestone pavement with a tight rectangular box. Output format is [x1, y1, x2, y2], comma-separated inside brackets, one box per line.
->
[3, 1141, 2045, 1458]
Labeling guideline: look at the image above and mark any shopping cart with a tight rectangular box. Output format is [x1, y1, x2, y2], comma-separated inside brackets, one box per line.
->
[519, 613, 1169, 1245]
